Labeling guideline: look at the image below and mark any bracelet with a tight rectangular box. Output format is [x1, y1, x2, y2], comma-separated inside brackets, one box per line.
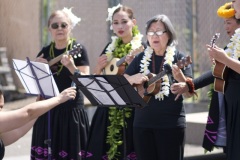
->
[185, 78, 195, 94]
[74, 68, 81, 76]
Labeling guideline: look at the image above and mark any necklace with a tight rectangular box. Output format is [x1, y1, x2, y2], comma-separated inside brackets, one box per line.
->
[105, 26, 143, 160]
[105, 26, 143, 60]
[140, 45, 176, 101]
[225, 28, 240, 60]
[49, 39, 74, 75]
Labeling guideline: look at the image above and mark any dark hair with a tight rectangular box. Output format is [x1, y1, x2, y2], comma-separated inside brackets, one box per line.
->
[112, 6, 135, 21]
[145, 14, 177, 46]
[235, 17, 240, 24]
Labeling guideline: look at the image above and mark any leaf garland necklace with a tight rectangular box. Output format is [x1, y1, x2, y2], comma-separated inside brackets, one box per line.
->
[105, 25, 143, 61]
[140, 45, 176, 101]
[49, 38, 74, 75]
[106, 25, 143, 160]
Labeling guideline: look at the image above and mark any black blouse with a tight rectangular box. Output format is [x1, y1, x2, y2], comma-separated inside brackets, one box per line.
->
[125, 49, 192, 129]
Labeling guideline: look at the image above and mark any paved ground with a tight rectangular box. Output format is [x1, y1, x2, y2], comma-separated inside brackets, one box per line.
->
[3, 97, 227, 160]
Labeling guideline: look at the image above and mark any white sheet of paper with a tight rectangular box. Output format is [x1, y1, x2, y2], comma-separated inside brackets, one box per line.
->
[12, 59, 59, 97]
[78, 77, 126, 105]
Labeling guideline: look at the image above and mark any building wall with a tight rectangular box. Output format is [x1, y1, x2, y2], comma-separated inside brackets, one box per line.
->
[0, 0, 41, 89]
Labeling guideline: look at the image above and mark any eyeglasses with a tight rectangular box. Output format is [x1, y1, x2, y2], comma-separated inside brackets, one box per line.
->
[51, 23, 68, 29]
[147, 30, 167, 36]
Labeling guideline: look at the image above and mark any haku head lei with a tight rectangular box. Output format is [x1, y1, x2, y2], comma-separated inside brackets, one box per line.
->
[106, 4, 123, 30]
[62, 7, 81, 29]
[217, 2, 235, 19]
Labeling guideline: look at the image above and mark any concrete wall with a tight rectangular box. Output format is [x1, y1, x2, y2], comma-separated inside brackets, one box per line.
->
[0, 0, 41, 89]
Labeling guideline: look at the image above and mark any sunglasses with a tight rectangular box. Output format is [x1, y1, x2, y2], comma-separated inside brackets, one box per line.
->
[51, 23, 68, 29]
[147, 30, 167, 36]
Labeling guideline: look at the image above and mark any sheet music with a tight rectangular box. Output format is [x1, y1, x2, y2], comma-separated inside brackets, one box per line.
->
[13, 59, 59, 97]
[78, 77, 126, 105]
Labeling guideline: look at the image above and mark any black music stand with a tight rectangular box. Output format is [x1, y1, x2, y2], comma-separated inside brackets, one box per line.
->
[71, 74, 148, 159]
[13, 57, 58, 160]
[70, 74, 148, 108]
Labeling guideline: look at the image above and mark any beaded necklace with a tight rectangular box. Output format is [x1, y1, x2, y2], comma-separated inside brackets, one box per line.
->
[49, 38, 74, 75]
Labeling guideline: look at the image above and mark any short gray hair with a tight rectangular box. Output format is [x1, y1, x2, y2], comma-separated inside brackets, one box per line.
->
[145, 14, 178, 46]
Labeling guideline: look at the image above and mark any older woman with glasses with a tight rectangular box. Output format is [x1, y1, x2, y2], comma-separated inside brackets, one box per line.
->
[32, 8, 90, 160]
[124, 14, 192, 160]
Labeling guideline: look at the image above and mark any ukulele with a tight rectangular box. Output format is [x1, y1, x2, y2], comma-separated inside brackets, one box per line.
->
[211, 33, 228, 93]
[136, 56, 192, 103]
[48, 43, 82, 67]
[103, 46, 144, 75]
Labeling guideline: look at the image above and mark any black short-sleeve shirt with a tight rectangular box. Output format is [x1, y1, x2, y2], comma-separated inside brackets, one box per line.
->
[125, 49, 192, 129]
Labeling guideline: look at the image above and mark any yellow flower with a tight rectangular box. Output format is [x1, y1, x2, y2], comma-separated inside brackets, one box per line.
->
[217, 2, 235, 19]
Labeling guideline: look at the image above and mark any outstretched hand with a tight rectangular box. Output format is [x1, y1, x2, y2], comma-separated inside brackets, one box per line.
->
[58, 87, 77, 103]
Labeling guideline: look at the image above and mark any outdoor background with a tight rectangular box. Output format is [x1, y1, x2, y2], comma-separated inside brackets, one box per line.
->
[0, 0, 230, 102]
[0, 0, 230, 159]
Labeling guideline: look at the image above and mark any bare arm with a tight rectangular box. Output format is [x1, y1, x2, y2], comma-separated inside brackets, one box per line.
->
[60, 54, 90, 75]
[0, 119, 36, 146]
[171, 65, 193, 98]
[207, 45, 240, 74]
[0, 87, 76, 133]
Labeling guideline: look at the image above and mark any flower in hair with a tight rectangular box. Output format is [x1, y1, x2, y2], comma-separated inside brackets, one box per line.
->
[62, 7, 81, 29]
[106, 3, 122, 30]
[217, 2, 235, 18]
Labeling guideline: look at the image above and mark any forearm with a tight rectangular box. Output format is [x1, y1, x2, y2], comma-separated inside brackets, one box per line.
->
[1, 119, 36, 146]
[0, 96, 62, 133]
[225, 57, 240, 74]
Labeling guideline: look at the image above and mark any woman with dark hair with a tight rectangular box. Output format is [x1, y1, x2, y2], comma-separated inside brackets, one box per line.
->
[171, 2, 240, 155]
[86, 4, 145, 160]
[124, 14, 192, 160]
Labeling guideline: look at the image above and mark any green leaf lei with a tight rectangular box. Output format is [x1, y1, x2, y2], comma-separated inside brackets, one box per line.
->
[106, 25, 141, 159]
[112, 25, 140, 58]
[49, 38, 74, 75]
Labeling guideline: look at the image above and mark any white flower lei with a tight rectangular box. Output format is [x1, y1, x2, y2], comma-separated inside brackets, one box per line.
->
[225, 28, 240, 59]
[62, 7, 81, 29]
[106, 4, 122, 30]
[140, 45, 176, 101]
[105, 33, 143, 61]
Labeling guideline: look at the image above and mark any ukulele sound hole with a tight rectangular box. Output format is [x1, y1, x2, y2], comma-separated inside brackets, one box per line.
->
[110, 65, 114, 71]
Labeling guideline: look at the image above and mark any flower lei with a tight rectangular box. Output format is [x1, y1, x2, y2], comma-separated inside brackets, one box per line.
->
[140, 45, 176, 101]
[225, 28, 240, 60]
[105, 25, 143, 159]
[217, 2, 235, 19]
[105, 25, 143, 61]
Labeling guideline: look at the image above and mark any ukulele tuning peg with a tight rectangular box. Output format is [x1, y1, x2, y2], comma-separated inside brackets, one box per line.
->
[78, 53, 81, 57]
[74, 55, 77, 59]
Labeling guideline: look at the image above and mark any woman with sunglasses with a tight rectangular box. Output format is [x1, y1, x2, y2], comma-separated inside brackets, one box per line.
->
[124, 14, 192, 160]
[86, 4, 145, 160]
[31, 8, 90, 160]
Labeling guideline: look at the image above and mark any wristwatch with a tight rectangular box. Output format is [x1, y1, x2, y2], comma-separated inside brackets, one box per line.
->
[74, 68, 81, 76]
